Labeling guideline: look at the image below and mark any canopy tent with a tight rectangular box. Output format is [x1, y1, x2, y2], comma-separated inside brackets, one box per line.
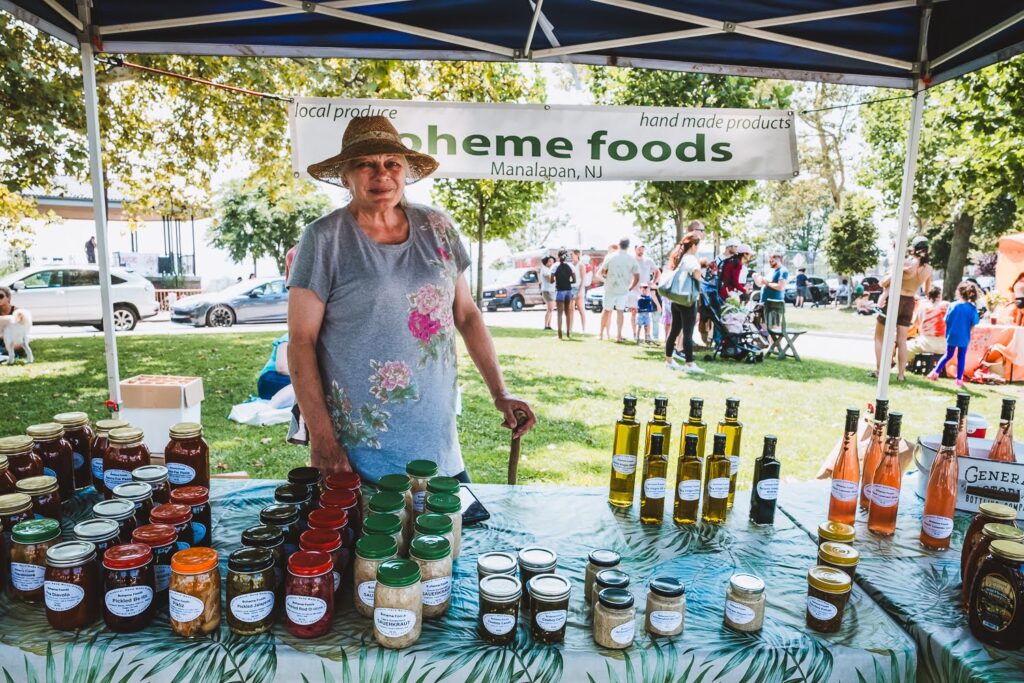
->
[4, 0, 1024, 404]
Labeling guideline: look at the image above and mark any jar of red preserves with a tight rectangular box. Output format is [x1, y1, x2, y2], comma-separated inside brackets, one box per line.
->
[10, 518, 60, 602]
[288, 467, 323, 506]
[0, 493, 33, 587]
[324, 471, 361, 531]
[150, 503, 194, 550]
[132, 465, 170, 504]
[45, 540, 98, 630]
[91, 419, 128, 494]
[103, 543, 155, 632]
[0, 455, 18, 495]
[132, 523, 177, 605]
[260, 504, 301, 556]
[103, 427, 150, 499]
[285, 550, 334, 638]
[73, 518, 121, 591]
[16, 476, 62, 521]
[300, 528, 344, 596]
[92, 498, 138, 543]
[0, 435, 42, 481]
[164, 423, 209, 490]
[53, 412, 93, 491]
[320, 488, 360, 542]
[112, 482, 154, 526]
[170, 486, 211, 547]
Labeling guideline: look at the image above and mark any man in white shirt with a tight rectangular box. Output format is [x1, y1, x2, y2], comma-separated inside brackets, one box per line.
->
[600, 237, 640, 343]
[540, 256, 556, 330]
[632, 244, 660, 342]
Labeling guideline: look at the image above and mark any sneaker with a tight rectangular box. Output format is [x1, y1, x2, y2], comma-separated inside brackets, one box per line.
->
[684, 362, 705, 374]
[926, 371, 939, 381]
[666, 359, 683, 371]
[672, 350, 687, 362]
[955, 378, 964, 387]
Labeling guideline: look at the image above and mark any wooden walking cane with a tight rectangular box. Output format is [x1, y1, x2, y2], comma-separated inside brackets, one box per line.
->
[507, 409, 529, 485]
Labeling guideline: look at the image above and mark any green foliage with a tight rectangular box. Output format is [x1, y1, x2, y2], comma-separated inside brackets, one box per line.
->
[825, 193, 881, 278]
[765, 179, 832, 252]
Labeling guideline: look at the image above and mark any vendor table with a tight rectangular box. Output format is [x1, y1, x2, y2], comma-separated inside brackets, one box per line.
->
[0, 480, 915, 682]
[781, 475, 1024, 683]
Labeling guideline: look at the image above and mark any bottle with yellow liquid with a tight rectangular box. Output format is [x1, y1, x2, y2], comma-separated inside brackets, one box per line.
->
[681, 397, 707, 460]
[702, 432, 731, 524]
[673, 433, 702, 525]
[645, 396, 672, 459]
[717, 398, 743, 509]
[608, 395, 640, 508]
[640, 433, 668, 524]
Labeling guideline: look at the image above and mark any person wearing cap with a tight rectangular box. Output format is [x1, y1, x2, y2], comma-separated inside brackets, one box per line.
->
[599, 237, 640, 343]
[872, 235, 934, 381]
[288, 116, 536, 481]
[754, 250, 788, 303]
[553, 248, 576, 340]
[718, 237, 747, 301]
[736, 244, 752, 299]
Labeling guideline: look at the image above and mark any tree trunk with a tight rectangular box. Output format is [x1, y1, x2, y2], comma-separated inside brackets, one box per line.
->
[674, 208, 684, 244]
[476, 197, 485, 310]
[252, 255, 257, 277]
[943, 212, 973, 301]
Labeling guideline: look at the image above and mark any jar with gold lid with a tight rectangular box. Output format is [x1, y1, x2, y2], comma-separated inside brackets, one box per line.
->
[0, 455, 19, 495]
[102, 427, 150, 499]
[165, 422, 209, 491]
[961, 503, 1018, 582]
[0, 493, 33, 587]
[817, 520, 855, 548]
[968, 539, 1024, 649]
[16, 475, 61, 521]
[0, 435, 42, 481]
[806, 565, 852, 633]
[962, 523, 1024, 610]
[52, 412, 93, 491]
[91, 419, 129, 494]
[817, 542, 860, 581]
[26, 423, 74, 500]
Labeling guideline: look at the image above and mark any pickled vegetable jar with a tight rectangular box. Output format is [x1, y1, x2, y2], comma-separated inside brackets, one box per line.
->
[102, 543, 155, 632]
[478, 574, 521, 645]
[373, 559, 422, 649]
[170, 486, 211, 547]
[300, 528, 344, 595]
[288, 467, 323, 505]
[132, 523, 177, 604]
[150, 503, 194, 549]
[260, 503, 301, 556]
[10, 517, 60, 602]
[241, 525, 286, 592]
[354, 534, 398, 618]
[527, 573, 571, 644]
[409, 534, 452, 619]
[425, 493, 462, 559]
[73, 518, 121, 591]
[405, 459, 438, 518]
[169, 547, 221, 637]
[285, 550, 334, 639]
[227, 547, 276, 636]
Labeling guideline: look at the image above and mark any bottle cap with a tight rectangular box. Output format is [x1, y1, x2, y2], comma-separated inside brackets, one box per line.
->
[944, 407, 961, 425]
[598, 587, 634, 609]
[259, 503, 300, 526]
[886, 412, 903, 438]
[16, 475, 58, 496]
[0, 435, 33, 455]
[649, 433, 664, 455]
[319, 489, 357, 510]
[479, 574, 522, 603]
[324, 471, 360, 491]
[12, 518, 61, 544]
[94, 419, 129, 434]
[104, 543, 153, 570]
[409, 534, 451, 561]
[363, 512, 402, 536]
[93, 499, 138, 522]
[845, 408, 860, 433]
[414, 512, 453, 536]
[688, 397, 704, 419]
[308, 507, 347, 530]
[980, 523, 1024, 542]
[518, 546, 557, 571]
[426, 476, 460, 496]
[376, 558, 420, 587]
[955, 392, 971, 413]
[299, 528, 342, 553]
[45, 541, 96, 568]
[527, 573, 571, 601]
[132, 465, 169, 485]
[406, 459, 438, 478]
[762, 435, 778, 458]
[356, 533, 398, 560]
[132, 523, 178, 547]
[807, 565, 852, 594]
[990, 540, 1024, 563]
[477, 552, 517, 576]
[108, 427, 145, 445]
[725, 397, 740, 419]
[941, 421, 958, 448]
[377, 473, 412, 493]
[1001, 398, 1016, 422]
[287, 466, 322, 489]
[818, 520, 856, 544]
[287, 550, 332, 576]
[649, 576, 685, 598]
[274, 483, 312, 505]
[240, 524, 284, 549]
[425, 493, 461, 514]
[369, 491, 405, 514]
[622, 395, 637, 417]
[874, 399, 889, 423]
[653, 396, 669, 415]
[170, 547, 218, 574]
[228, 547, 274, 573]
[683, 433, 699, 456]
[712, 432, 727, 454]
[112, 482, 153, 502]
[0, 493, 32, 515]
[595, 568, 630, 589]
[728, 572, 765, 596]
[73, 518, 121, 543]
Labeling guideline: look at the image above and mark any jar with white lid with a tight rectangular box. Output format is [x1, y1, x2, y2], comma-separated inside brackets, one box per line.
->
[724, 573, 765, 632]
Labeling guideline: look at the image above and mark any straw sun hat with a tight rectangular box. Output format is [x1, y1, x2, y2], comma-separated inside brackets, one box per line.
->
[306, 115, 439, 186]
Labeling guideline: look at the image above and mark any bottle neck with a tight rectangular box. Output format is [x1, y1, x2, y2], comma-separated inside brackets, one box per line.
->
[621, 414, 636, 424]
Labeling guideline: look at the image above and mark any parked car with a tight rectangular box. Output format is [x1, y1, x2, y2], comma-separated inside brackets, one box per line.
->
[171, 278, 288, 327]
[585, 286, 604, 312]
[859, 276, 883, 302]
[0, 265, 158, 331]
[482, 268, 544, 312]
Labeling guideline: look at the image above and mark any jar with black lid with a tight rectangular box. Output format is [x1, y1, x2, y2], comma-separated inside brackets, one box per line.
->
[150, 503, 194, 550]
[91, 419, 128, 494]
[73, 518, 121, 590]
[241, 524, 286, 592]
[10, 517, 60, 602]
[26, 423, 74, 501]
[527, 573, 572, 644]
[969, 539, 1024, 649]
[806, 565, 852, 633]
[288, 466, 323, 505]
[592, 568, 630, 606]
[93, 498, 138, 544]
[103, 427, 150, 499]
[478, 574, 521, 645]
[518, 546, 557, 610]
[102, 543, 155, 632]
[645, 577, 685, 636]
[227, 547, 276, 635]
[594, 587, 635, 649]
[276, 483, 314, 529]
[112, 481, 154, 526]
[0, 455, 18, 495]
[585, 549, 621, 605]
[0, 435, 42, 480]
[53, 412, 93, 491]
[171, 486, 212, 547]
[132, 523, 177, 605]
[16, 475, 61, 521]
[132, 465, 171, 504]
[45, 540, 99, 630]
[164, 422, 209, 490]
[261, 503, 301, 556]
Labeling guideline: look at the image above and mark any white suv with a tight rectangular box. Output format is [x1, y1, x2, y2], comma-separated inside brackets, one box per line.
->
[1, 265, 159, 331]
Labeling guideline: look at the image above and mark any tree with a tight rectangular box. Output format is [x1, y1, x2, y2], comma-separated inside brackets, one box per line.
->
[825, 193, 881, 306]
[795, 83, 860, 209]
[765, 179, 832, 252]
[503, 197, 570, 253]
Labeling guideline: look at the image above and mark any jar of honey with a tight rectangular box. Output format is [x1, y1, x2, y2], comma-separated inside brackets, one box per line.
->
[164, 423, 209, 490]
[52, 412, 93, 491]
[102, 428, 150, 499]
[26, 423, 74, 501]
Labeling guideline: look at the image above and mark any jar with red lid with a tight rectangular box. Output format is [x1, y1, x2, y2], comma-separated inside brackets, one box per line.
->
[93, 499, 138, 543]
[0, 435, 42, 480]
[288, 467, 323, 505]
[0, 455, 18, 495]
[103, 543, 155, 632]
[300, 528, 344, 597]
[53, 412, 93, 491]
[16, 476, 62, 521]
[91, 419, 128, 494]
[164, 423, 209, 491]
[132, 523, 177, 605]
[112, 482, 154, 526]
[276, 483, 314, 530]
[132, 465, 171, 504]
[260, 504, 301, 556]
[0, 493, 34, 587]
[285, 550, 334, 638]
[26, 423, 74, 501]
[308, 507, 349, 560]
[320, 488, 361, 540]
[171, 486, 211, 547]
[45, 540, 99, 630]
[73, 518, 121, 591]
[150, 503, 194, 550]
[102, 427, 150, 499]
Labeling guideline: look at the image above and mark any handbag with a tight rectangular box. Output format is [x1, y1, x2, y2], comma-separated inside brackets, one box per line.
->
[658, 266, 698, 307]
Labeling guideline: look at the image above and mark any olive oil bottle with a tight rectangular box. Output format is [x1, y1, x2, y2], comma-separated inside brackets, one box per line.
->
[749, 435, 780, 525]
[681, 397, 707, 460]
[702, 433, 731, 524]
[673, 433, 702, 526]
[608, 395, 641, 508]
[717, 398, 743, 509]
[640, 433, 668, 524]
[645, 396, 672, 459]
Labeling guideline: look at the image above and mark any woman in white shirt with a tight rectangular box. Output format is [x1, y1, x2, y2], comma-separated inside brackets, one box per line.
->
[664, 231, 704, 374]
[571, 249, 588, 333]
[540, 256, 556, 330]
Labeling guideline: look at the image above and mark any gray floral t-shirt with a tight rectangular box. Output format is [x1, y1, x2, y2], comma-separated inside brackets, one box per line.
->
[287, 203, 470, 483]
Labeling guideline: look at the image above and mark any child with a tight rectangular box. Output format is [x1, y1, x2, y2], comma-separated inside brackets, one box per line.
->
[635, 284, 657, 343]
[928, 282, 980, 387]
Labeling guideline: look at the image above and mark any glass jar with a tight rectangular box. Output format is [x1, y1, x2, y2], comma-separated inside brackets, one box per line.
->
[527, 573, 571, 644]
[102, 543, 155, 632]
[132, 523, 178, 605]
[477, 551, 517, 581]
[409, 534, 453, 619]
[164, 422, 209, 490]
[594, 587, 635, 649]
[0, 435, 42, 480]
[307, 507, 349, 561]
[73, 518, 121, 591]
[103, 427, 151, 499]
[150, 503, 194, 550]
[373, 559, 422, 649]
[360, 482, 379, 526]
[285, 550, 335, 639]
[241, 525, 286, 593]
[169, 547, 221, 637]
[91, 419, 128, 494]
[405, 459, 438, 518]
[276, 483, 314, 530]
[0, 455, 18, 495]
[370, 491, 408, 548]
[378, 474, 414, 544]
[962, 503, 1018, 581]
[364, 512, 404, 558]
[16, 475, 61, 521]
[44, 540, 98, 630]
[806, 565, 852, 633]
[817, 542, 860, 581]
[170, 486, 211, 548]
[354, 534, 398, 618]
[132, 465, 171, 504]
[478, 574, 521, 645]
[260, 503, 301, 556]
[426, 476, 459, 497]
[26, 423, 74, 501]
[1, 493, 34, 586]
[585, 549, 621, 605]
[300, 528, 344, 596]
[288, 466, 323, 506]
[518, 546, 557, 610]
[10, 518, 60, 602]
[724, 573, 766, 633]
[645, 577, 685, 637]
[592, 568, 630, 606]
[226, 547, 276, 636]
[93, 499, 139, 544]
[425, 493, 462, 559]
[962, 523, 1024, 610]
[968, 539, 1024, 649]
[53, 412, 93, 491]
[319, 489, 359, 545]
[112, 481, 154, 526]
[413, 512, 455, 552]
[324, 472, 362, 535]
[817, 520, 856, 548]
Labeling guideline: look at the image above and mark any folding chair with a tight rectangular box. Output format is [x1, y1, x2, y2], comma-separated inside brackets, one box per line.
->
[764, 300, 805, 361]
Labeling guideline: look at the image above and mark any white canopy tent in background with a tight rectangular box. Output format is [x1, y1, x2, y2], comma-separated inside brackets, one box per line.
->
[3, 0, 1024, 406]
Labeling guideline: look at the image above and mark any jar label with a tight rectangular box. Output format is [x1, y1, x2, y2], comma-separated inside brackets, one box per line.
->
[166, 462, 196, 486]
[612, 455, 637, 475]
[707, 478, 730, 499]
[610, 620, 635, 644]
[191, 522, 207, 546]
[72, 451, 85, 471]
[978, 575, 1015, 632]
[643, 477, 666, 499]
[535, 609, 567, 632]
[413, 491, 427, 513]
[155, 565, 171, 593]
[169, 590, 205, 622]
[332, 572, 341, 593]
[104, 468, 133, 490]
[830, 479, 858, 502]
[357, 580, 376, 607]
[106, 585, 154, 617]
[869, 484, 899, 508]
[230, 591, 274, 623]
[725, 600, 755, 625]
[11, 562, 45, 591]
[43, 466, 56, 479]
[806, 596, 838, 621]
[91, 457, 104, 482]
[482, 613, 516, 635]
[649, 610, 682, 632]
[728, 455, 740, 476]
[374, 607, 416, 637]
[756, 479, 779, 501]
[286, 595, 327, 625]
[44, 581, 85, 612]
[422, 576, 452, 606]
[677, 479, 701, 502]
[922, 515, 954, 540]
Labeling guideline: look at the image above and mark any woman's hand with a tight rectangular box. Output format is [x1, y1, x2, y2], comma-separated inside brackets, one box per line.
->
[309, 432, 354, 475]
[494, 394, 537, 439]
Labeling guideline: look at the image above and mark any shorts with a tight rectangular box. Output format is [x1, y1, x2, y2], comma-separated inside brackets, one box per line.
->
[626, 290, 640, 310]
[636, 312, 651, 326]
[877, 294, 915, 327]
[798, 286, 812, 299]
[556, 290, 573, 303]
[607, 294, 629, 311]
[570, 286, 580, 298]
[542, 291, 555, 303]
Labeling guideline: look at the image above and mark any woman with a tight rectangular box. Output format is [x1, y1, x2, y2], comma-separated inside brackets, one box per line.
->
[664, 231, 704, 374]
[571, 249, 587, 333]
[540, 256, 556, 330]
[872, 236, 934, 382]
[906, 286, 947, 366]
[288, 116, 536, 481]
[553, 249, 576, 340]
[0, 285, 23, 357]
[1011, 272, 1024, 327]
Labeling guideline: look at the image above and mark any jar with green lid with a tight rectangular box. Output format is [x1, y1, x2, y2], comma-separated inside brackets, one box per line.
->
[518, 546, 557, 610]
[16, 475, 61, 521]
[52, 411, 92, 491]
[414, 512, 455, 552]
[405, 460, 438, 518]
[10, 517, 61, 602]
[527, 573, 572, 644]
[426, 493, 462, 559]
[478, 574, 521, 644]
[426, 476, 459, 497]
[645, 577, 685, 636]
[373, 559, 422, 649]
[594, 587, 635, 649]
[26, 422, 74, 501]
[410, 534, 452, 618]
[227, 547, 276, 635]
[724, 573, 765, 632]
[593, 568, 630, 606]
[360, 482, 379, 526]
[370, 492, 408, 547]
[91, 419, 128, 492]
[585, 549, 621, 605]
[0, 435, 42, 481]
[378, 475, 414, 544]
[968, 539, 1024, 649]
[962, 503, 1018, 581]
[818, 542, 860, 581]
[478, 552, 517, 581]
[817, 520, 856, 548]
[241, 525, 286, 592]
[806, 565, 852, 633]
[354, 534, 398, 618]
[962, 522, 1024, 610]
[364, 512, 405, 557]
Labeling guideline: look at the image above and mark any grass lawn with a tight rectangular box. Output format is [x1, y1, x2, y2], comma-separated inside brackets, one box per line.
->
[0, 330, 1015, 497]
[782, 304, 878, 336]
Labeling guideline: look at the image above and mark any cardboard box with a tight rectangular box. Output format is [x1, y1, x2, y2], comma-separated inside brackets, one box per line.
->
[118, 375, 204, 454]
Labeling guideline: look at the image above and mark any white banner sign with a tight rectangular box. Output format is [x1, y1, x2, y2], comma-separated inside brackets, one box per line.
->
[289, 98, 798, 182]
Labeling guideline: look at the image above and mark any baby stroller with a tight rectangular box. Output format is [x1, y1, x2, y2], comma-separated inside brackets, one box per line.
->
[701, 291, 765, 363]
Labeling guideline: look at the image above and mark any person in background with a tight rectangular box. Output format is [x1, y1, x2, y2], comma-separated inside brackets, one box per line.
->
[1011, 272, 1024, 326]
[571, 249, 588, 333]
[85, 236, 97, 264]
[872, 235, 933, 382]
[257, 334, 291, 399]
[600, 237, 640, 343]
[854, 286, 874, 315]
[664, 232, 704, 373]
[835, 278, 851, 308]
[661, 294, 674, 344]
[906, 286, 948, 366]
[754, 250, 788, 303]
[794, 268, 810, 307]
[631, 244, 659, 339]
[540, 255, 556, 331]
[0, 285, 24, 357]
[736, 244, 753, 301]
[635, 284, 658, 344]
[928, 281, 980, 387]
[553, 249, 576, 340]
[687, 219, 706, 238]
[597, 243, 618, 340]
[718, 238, 746, 301]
